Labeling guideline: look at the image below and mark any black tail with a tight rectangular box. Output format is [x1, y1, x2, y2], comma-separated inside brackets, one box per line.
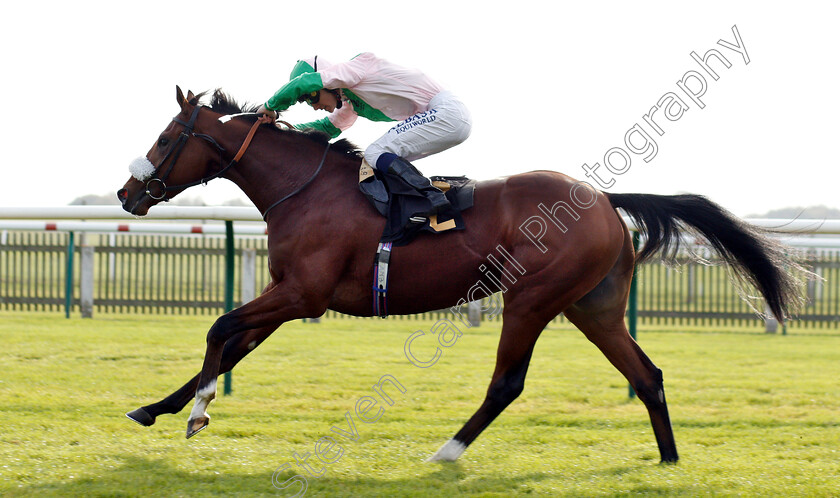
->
[607, 193, 804, 322]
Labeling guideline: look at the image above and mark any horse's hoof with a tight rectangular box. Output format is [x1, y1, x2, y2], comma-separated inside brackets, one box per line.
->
[126, 408, 155, 427]
[186, 415, 210, 439]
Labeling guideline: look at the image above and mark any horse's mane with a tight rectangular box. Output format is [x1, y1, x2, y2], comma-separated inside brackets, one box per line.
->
[194, 89, 363, 158]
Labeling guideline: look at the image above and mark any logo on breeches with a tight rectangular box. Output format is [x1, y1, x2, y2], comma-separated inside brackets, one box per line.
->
[392, 109, 438, 135]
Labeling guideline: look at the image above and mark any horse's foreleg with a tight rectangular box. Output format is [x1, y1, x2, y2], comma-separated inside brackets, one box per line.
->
[186, 281, 322, 438]
[126, 324, 277, 427]
[427, 312, 546, 462]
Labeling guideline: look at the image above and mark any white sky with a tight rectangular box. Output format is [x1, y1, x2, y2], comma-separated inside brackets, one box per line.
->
[1, 1, 837, 217]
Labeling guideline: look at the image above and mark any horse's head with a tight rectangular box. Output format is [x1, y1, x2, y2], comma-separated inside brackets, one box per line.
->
[117, 86, 226, 215]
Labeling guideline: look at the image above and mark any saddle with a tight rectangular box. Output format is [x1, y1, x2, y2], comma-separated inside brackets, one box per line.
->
[357, 160, 476, 318]
[358, 160, 475, 247]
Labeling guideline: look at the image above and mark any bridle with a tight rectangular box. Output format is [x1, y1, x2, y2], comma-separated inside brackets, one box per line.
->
[142, 106, 330, 219]
[144, 105, 260, 200]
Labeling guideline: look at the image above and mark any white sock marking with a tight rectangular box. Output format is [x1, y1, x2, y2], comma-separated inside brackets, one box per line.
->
[426, 439, 466, 462]
[189, 380, 217, 420]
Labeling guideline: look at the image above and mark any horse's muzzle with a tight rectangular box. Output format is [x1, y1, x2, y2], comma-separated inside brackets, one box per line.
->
[117, 187, 148, 215]
[116, 188, 136, 214]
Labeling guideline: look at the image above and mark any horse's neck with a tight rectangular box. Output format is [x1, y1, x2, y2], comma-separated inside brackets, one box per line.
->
[224, 133, 358, 216]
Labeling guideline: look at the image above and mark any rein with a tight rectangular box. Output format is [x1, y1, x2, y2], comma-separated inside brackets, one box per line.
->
[260, 141, 330, 220]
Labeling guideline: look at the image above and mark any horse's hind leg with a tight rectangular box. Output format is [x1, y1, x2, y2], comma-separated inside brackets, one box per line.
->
[564, 305, 678, 462]
[427, 305, 550, 462]
[126, 324, 277, 426]
[563, 242, 679, 463]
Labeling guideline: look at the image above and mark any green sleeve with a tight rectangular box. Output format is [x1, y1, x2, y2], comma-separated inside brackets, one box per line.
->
[294, 117, 342, 139]
[265, 72, 324, 111]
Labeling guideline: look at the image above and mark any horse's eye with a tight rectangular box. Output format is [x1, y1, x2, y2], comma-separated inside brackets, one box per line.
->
[158, 137, 170, 147]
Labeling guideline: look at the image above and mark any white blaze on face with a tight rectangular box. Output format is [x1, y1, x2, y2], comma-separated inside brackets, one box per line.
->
[129, 157, 156, 182]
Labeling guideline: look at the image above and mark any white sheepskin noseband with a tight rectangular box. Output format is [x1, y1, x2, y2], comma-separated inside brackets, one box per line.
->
[129, 156, 156, 182]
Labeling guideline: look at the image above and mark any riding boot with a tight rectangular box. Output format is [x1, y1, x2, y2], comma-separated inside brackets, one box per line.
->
[383, 156, 451, 215]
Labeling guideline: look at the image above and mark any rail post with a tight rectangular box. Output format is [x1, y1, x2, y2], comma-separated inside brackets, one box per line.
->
[468, 301, 482, 327]
[80, 245, 94, 318]
[223, 220, 234, 396]
[241, 248, 256, 304]
[65, 231, 75, 318]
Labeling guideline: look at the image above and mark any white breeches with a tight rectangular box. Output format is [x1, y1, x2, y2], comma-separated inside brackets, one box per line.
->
[364, 91, 472, 168]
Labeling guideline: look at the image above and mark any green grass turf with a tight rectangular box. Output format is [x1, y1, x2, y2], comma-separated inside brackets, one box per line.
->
[0, 312, 838, 496]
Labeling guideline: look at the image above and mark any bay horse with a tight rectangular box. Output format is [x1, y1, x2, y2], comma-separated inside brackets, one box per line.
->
[118, 87, 803, 464]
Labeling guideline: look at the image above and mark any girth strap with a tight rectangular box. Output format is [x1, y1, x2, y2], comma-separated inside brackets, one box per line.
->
[372, 242, 393, 318]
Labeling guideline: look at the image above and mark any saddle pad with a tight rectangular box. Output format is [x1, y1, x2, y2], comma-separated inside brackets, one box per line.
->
[358, 161, 476, 246]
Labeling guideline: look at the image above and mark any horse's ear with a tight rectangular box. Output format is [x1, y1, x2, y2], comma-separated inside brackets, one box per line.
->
[175, 86, 199, 109]
[176, 86, 187, 108]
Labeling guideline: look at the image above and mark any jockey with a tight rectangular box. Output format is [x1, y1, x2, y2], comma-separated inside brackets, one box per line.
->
[257, 52, 472, 215]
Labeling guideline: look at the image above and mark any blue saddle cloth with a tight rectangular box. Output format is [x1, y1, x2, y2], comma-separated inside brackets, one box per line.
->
[359, 168, 476, 247]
